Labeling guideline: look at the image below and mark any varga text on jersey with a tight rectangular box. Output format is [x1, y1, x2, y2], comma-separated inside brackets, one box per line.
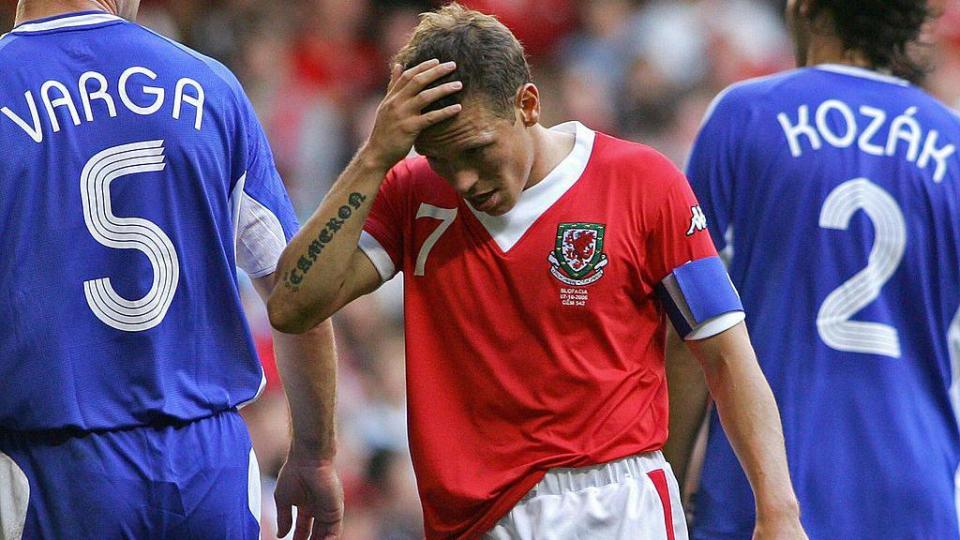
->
[1, 65, 205, 143]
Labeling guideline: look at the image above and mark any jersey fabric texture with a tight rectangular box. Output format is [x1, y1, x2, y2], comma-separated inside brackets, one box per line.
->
[0, 409, 260, 539]
[0, 12, 297, 431]
[686, 65, 960, 539]
[360, 122, 743, 538]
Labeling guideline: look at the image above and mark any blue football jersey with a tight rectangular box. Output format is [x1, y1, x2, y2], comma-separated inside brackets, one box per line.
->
[0, 12, 298, 431]
[686, 65, 960, 539]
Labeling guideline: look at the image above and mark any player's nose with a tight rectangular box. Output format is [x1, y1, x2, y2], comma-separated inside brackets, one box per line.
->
[451, 169, 480, 195]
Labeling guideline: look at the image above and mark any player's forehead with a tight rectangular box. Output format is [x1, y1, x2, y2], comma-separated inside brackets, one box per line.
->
[414, 101, 506, 157]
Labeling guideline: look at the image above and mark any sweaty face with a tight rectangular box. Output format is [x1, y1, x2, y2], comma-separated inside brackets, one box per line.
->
[415, 99, 534, 216]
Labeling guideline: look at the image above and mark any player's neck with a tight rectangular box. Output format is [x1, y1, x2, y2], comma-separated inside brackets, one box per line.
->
[524, 125, 576, 191]
[15, 0, 117, 26]
[803, 36, 874, 71]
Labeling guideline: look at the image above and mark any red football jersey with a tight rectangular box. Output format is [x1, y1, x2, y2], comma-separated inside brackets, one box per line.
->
[360, 122, 719, 538]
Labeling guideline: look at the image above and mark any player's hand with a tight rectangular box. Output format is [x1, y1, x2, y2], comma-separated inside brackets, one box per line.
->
[362, 59, 463, 170]
[752, 512, 808, 540]
[274, 449, 343, 540]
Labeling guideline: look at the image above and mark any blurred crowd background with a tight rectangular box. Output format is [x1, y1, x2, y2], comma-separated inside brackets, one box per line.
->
[3, 1, 959, 538]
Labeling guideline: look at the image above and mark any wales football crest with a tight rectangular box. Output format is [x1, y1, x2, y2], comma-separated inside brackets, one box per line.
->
[548, 222, 609, 286]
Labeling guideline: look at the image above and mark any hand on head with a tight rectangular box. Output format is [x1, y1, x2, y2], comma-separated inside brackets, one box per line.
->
[363, 59, 464, 170]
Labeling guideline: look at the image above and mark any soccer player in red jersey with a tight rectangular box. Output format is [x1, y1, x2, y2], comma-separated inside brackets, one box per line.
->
[269, 4, 806, 539]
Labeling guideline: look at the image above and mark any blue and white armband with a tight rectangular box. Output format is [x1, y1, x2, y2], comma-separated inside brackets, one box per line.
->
[656, 256, 745, 340]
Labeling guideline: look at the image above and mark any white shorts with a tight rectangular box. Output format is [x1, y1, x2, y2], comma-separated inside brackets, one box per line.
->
[484, 451, 688, 540]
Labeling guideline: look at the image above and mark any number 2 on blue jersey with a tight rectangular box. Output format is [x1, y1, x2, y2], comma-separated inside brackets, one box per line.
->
[816, 177, 906, 358]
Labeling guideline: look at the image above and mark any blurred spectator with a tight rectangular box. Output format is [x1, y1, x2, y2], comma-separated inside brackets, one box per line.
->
[3, 0, 959, 536]
[461, 0, 577, 58]
[557, 0, 635, 133]
[931, 1, 960, 110]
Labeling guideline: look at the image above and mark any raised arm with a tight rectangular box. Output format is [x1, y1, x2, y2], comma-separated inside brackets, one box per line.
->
[684, 323, 806, 540]
[267, 59, 463, 333]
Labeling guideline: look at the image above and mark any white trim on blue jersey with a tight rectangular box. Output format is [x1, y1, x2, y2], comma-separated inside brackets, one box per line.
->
[956, 467, 960, 539]
[230, 172, 289, 279]
[815, 64, 910, 87]
[235, 371, 267, 411]
[11, 12, 122, 34]
[949, 307, 960, 534]
[247, 449, 262, 527]
[0, 452, 28, 539]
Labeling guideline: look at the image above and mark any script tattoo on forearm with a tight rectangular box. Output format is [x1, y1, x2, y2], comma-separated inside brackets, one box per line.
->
[283, 192, 367, 291]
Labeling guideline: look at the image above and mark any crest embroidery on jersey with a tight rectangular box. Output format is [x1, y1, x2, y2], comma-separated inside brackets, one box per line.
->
[548, 222, 609, 286]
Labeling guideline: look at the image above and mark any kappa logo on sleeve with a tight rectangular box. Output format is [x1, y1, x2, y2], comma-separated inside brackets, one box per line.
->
[686, 206, 707, 236]
[548, 222, 609, 287]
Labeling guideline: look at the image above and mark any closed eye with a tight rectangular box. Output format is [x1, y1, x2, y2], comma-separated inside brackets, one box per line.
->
[463, 144, 491, 158]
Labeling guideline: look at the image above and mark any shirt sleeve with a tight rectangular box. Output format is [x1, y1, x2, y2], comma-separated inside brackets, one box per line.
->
[644, 157, 744, 340]
[684, 87, 747, 255]
[359, 162, 406, 282]
[231, 93, 300, 278]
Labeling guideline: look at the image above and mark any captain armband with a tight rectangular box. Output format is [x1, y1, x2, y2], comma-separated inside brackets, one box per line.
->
[655, 256, 745, 340]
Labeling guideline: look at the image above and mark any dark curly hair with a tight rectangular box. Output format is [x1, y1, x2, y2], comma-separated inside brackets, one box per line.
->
[807, 0, 933, 82]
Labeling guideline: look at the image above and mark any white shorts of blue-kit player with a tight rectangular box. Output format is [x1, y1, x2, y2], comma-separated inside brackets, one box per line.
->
[485, 451, 688, 540]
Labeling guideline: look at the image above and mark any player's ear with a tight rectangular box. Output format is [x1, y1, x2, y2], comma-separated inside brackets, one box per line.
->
[515, 83, 540, 127]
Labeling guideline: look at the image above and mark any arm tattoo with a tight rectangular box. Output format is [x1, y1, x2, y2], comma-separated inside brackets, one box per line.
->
[283, 192, 367, 291]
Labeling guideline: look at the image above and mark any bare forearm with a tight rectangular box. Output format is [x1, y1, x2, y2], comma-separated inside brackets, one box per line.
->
[663, 326, 710, 495]
[698, 327, 798, 518]
[268, 147, 388, 332]
[254, 275, 339, 458]
[273, 320, 338, 460]
[268, 314, 345, 540]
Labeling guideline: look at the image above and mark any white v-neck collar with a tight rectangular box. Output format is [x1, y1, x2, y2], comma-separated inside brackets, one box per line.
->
[467, 121, 596, 252]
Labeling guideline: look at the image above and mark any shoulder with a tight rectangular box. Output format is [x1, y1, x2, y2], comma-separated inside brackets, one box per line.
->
[590, 133, 684, 187]
[689, 69, 817, 159]
[700, 69, 811, 126]
[127, 24, 248, 100]
[586, 133, 703, 232]
[911, 87, 960, 131]
[586, 132, 700, 217]
[0, 32, 29, 66]
[704, 69, 811, 117]
[0, 31, 18, 49]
